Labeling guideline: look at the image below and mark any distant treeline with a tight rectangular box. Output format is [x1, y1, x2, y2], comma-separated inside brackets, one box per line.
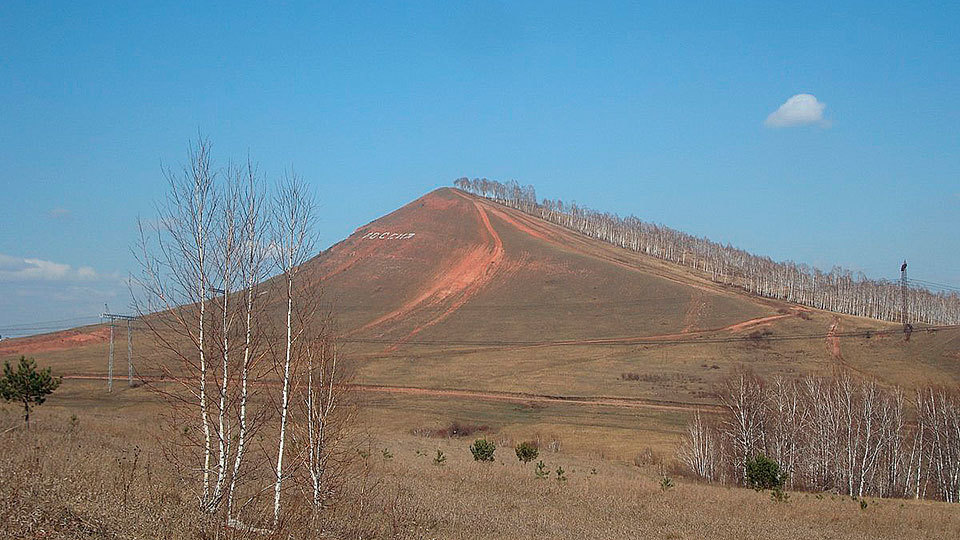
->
[453, 177, 960, 325]
[680, 370, 960, 503]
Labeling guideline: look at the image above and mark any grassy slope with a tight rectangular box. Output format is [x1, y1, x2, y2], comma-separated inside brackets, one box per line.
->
[2, 187, 959, 458]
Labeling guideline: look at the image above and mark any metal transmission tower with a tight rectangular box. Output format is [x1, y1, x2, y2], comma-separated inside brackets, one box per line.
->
[100, 308, 137, 391]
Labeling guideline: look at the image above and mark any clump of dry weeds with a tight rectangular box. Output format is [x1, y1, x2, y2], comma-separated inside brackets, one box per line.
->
[411, 420, 491, 439]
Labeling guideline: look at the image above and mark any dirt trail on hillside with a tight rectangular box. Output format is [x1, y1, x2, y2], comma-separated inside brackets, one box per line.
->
[484, 204, 557, 244]
[351, 194, 506, 347]
[62, 374, 719, 413]
[357, 384, 721, 413]
[724, 313, 794, 332]
[524, 312, 800, 348]
[827, 317, 843, 360]
[350, 311, 807, 355]
[387, 199, 507, 349]
[681, 291, 708, 333]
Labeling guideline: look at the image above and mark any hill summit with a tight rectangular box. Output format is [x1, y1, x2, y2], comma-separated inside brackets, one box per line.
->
[303, 187, 783, 349]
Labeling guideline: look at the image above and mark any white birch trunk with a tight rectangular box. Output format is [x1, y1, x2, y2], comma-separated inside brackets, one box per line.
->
[197, 193, 212, 511]
[227, 282, 252, 517]
[273, 277, 293, 526]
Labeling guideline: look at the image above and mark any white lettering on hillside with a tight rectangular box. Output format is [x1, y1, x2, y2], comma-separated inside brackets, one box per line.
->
[360, 232, 416, 240]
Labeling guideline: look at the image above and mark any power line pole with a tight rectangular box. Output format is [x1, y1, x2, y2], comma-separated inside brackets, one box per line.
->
[900, 260, 908, 325]
[127, 318, 133, 386]
[100, 310, 136, 391]
[900, 260, 912, 341]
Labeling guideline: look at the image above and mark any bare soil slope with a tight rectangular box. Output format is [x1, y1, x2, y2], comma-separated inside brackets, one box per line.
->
[304, 187, 773, 345]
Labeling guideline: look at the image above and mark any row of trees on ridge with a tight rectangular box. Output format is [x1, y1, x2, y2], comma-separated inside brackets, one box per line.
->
[453, 177, 960, 325]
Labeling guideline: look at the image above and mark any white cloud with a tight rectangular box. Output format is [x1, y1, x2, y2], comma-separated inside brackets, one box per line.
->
[765, 93, 829, 128]
[0, 253, 100, 282]
[0, 256, 129, 336]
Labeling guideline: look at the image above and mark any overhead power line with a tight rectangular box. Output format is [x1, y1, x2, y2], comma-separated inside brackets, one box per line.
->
[906, 278, 960, 293]
[0, 316, 101, 331]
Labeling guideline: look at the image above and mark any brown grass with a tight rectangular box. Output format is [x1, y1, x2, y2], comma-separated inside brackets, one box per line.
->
[3, 383, 960, 539]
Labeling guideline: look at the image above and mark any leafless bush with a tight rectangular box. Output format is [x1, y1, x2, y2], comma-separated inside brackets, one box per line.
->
[621, 372, 699, 383]
[412, 420, 491, 439]
[746, 329, 774, 347]
[633, 447, 664, 468]
[534, 432, 563, 453]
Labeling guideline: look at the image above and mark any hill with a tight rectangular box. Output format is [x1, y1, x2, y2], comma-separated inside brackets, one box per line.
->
[305, 187, 773, 345]
[3, 187, 959, 456]
[295, 188, 960, 401]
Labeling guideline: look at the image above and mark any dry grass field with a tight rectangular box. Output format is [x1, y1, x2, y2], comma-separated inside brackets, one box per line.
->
[3, 189, 959, 537]
[3, 381, 960, 539]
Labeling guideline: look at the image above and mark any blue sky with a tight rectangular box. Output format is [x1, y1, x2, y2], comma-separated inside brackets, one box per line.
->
[1, 1, 958, 336]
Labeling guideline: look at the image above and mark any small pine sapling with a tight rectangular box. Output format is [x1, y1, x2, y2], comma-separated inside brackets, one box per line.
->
[659, 475, 674, 492]
[0, 356, 61, 429]
[515, 441, 539, 463]
[470, 438, 496, 462]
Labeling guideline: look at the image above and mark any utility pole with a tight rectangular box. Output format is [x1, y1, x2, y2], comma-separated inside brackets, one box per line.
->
[900, 261, 912, 341]
[100, 309, 137, 391]
[127, 318, 133, 385]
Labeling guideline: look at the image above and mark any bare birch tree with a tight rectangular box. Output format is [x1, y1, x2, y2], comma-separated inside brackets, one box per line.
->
[135, 140, 365, 530]
[678, 409, 718, 482]
[225, 157, 270, 520]
[716, 369, 766, 484]
[302, 317, 354, 512]
[680, 369, 960, 502]
[916, 387, 960, 502]
[765, 376, 807, 488]
[133, 138, 220, 512]
[134, 142, 277, 523]
[271, 171, 317, 526]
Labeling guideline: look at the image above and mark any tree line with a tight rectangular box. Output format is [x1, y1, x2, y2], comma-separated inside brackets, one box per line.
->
[453, 177, 960, 325]
[679, 370, 960, 502]
[134, 139, 351, 531]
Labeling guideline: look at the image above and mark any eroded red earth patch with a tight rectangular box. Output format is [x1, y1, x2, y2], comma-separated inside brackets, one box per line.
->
[0, 327, 109, 356]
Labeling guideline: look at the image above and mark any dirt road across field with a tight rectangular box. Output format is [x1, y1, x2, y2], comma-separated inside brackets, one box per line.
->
[62, 374, 719, 414]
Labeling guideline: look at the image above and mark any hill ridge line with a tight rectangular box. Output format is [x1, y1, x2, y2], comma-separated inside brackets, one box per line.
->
[452, 179, 959, 325]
